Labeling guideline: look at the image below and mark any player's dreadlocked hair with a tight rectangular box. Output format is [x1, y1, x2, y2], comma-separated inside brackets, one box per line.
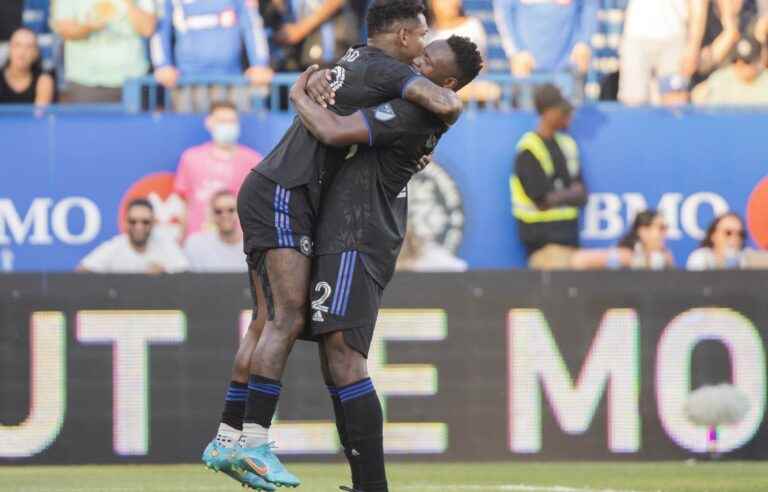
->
[446, 35, 483, 89]
[366, 0, 426, 37]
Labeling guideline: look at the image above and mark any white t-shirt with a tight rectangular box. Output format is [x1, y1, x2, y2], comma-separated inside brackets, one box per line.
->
[427, 17, 488, 62]
[80, 234, 189, 273]
[184, 232, 247, 273]
[624, 0, 689, 40]
[686, 247, 744, 270]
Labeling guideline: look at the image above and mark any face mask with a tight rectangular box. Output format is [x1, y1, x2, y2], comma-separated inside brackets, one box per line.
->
[212, 123, 240, 145]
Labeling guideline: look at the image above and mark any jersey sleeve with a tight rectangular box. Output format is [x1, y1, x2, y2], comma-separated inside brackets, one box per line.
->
[515, 150, 549, 202]
[359, 99, 430, 148]
[363, 58, 423, 100]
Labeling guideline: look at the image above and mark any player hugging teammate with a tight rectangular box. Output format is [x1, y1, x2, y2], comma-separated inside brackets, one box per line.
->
[200, 1, 482, 491]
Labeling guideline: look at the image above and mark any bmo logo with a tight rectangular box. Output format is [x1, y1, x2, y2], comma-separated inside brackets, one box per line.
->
[0, 197, 101, 246]
[582, 192, 730, 241]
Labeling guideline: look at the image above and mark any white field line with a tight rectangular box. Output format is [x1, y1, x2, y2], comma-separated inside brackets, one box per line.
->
[401, 484, 654, 492]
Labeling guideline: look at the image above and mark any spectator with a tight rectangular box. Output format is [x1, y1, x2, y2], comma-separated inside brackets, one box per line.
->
[77, 198, 188, 273]
[427, 0, 487, 61]
[571, 210, 675, 270]
[692, 0, 749, 86]
[619, 0, 708, 106]
[23, 0, 57, 72]
[395, 227, 468, 272]
[0, 1, 24, 63]
[0, 28, 54, 105]
[493, 0, 598, 78]
[692, 36, 768, 105]
[273, 0, 361, 70]
[757, 0, 768, 44]
[174, 101, 262, 237]
[510, 84, 587, 262]
[151, 0, 273, 111]
[687, 213, 747, 270]
[52, 0, 156, 103]
[184, 190, 247, 272]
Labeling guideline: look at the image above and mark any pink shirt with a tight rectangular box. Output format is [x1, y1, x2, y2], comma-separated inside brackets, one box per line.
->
[174, 142, 261, 236]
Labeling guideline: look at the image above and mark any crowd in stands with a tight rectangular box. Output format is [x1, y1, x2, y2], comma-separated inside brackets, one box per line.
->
[2, 0, 768, 108]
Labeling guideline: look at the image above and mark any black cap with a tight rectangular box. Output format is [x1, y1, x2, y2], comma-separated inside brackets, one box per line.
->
[735, 36, 762, 64]
[534, 83, 573, 115]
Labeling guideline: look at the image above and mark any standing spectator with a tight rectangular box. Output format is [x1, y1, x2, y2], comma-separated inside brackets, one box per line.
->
[493, 0, 598, 78]
[692, 36, 768, 105]
[184, 190, 247, 272]
[77, 198, 189, 273]
[174, 101, 262, 237]
[150, 0, 273, 111]
[0, 28, 54, 105]
[619, 0, 708, 106]
[426, 0, 487, 61]
[510, 84, 587, 261]
[273, 0, 360, 69]
[687, 213, 747, 270]
[52, 0, 156, 103]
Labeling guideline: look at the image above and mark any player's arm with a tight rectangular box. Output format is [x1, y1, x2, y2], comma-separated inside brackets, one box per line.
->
[402, 77, 462, 125]
[290, 67, 370, 146]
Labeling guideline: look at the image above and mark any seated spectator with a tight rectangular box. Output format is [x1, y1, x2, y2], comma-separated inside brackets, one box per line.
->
[619, 0, 708, 106]
[0, 28, 53, 105]
[687, 213, 747, 270]
[395, 227, 468, 272]
[151, 0, 273, 112]
[77, 199, 188, 274]
[174, 101, 262, 237]
[52, 0, 156, 103]
[274, 0, 361, 70]
[571, 210, 675, 270]
[184, 191, 247, 272]
[493, 0, 598, 78]
[692, 36, 768, 105]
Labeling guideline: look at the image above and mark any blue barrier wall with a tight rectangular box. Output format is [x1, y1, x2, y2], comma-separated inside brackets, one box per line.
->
[1, 106, 767, 271]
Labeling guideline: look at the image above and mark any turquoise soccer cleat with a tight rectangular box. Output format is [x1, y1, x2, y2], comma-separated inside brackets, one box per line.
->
[202, 439, 276, 491]
[234, 442, 301, 488]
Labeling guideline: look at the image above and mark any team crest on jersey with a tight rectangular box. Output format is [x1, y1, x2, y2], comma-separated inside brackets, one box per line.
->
[374, 103, 396, 122]
[329, 66, 346, 92]
[299, 236, 313, 256]
[408, 160, 464, 253]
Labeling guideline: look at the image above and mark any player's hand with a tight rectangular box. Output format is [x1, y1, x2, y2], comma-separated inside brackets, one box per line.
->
[570, 42, 591, 74]
[275, 22, 307, 45]
[511, 51, 535, 78]
[245, 66, 274, 87]
[290, 65, 320, 103]
[154, 66, 180, 88]
[305, 68, 335, 108]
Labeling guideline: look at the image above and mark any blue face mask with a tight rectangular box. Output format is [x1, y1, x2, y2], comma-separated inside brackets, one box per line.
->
[212, 123, 240, 145]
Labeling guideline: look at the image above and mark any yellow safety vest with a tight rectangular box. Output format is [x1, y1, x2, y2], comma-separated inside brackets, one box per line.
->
[510, 131, 580, 224]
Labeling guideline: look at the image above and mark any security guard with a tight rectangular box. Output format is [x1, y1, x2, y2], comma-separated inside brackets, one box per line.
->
[510, 84, 588, 259]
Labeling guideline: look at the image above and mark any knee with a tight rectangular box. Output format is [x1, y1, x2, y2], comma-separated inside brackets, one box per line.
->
[272, 293, 306, 334]
[325, 333, 367, 386]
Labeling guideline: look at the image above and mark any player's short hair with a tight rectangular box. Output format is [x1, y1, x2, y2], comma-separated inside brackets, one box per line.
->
[209, 100, 238, 115]
[445, 35, 483, 90]
[126, 198, 153, 214]
[366, 0, 425, 37]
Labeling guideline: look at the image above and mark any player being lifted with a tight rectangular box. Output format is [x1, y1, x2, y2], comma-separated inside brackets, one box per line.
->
[201, 1, 465, 490]
[289, 35, 483, 492]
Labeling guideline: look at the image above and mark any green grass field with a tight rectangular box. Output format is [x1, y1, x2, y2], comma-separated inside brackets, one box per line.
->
[2, 462, 767, 492]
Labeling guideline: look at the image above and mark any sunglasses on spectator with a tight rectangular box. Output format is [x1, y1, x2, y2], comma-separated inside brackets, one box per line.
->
[721, 228, 745, 238]
[127, 218, 152, 226]
[214, 207, 236, 215]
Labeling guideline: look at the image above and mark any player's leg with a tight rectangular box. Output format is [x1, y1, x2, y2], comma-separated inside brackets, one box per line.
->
[202, 267, 276, 491]
[236, 248, 308, 487]
[319, 340, 359, 488]
[324, 330, 387, 492]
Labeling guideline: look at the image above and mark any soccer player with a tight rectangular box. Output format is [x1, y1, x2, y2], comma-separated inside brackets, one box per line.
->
[289, 36, 483, 492]
[202, 1, 464, 489]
